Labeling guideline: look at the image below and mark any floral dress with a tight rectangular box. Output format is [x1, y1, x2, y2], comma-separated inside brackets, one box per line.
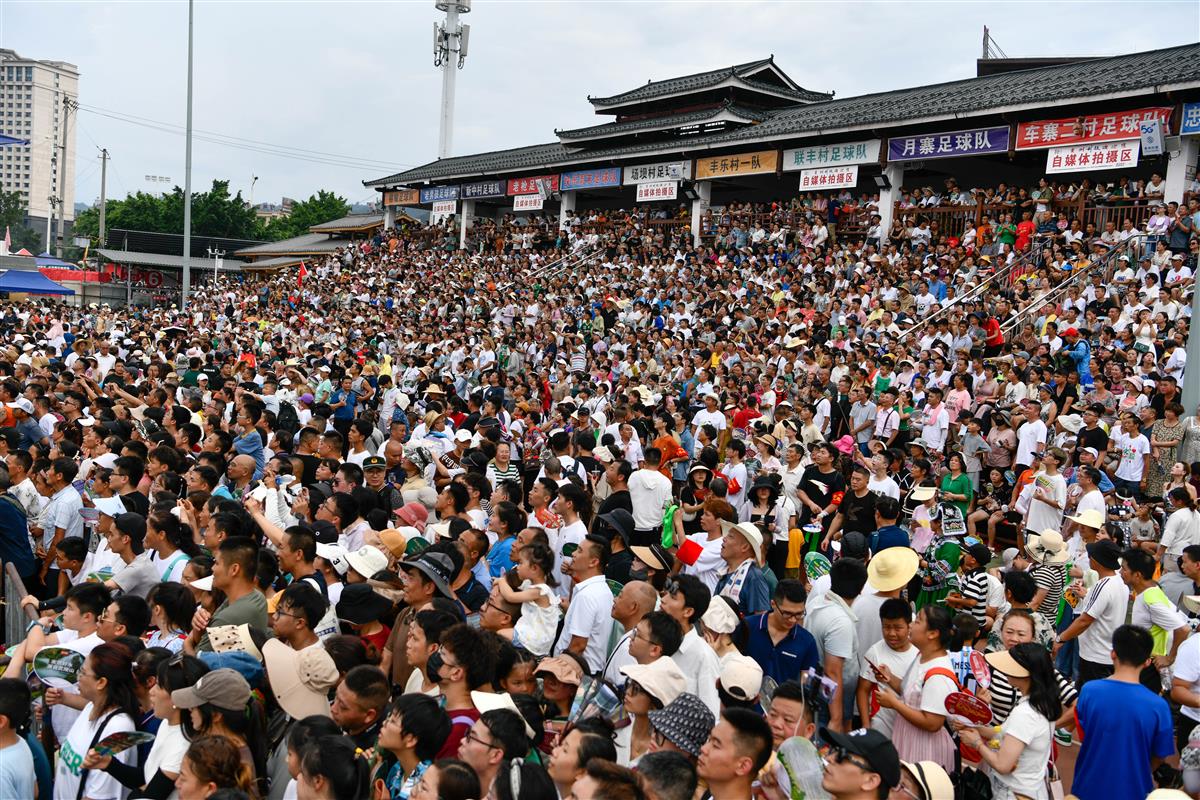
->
[1146, 418, 1185, 498]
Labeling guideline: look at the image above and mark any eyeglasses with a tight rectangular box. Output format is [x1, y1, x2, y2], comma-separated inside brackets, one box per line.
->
[773, 602, 806, 622]
[464, 729, 500, 750]
[632, 628, 659, 649]
[626, 681, 645, 697]
[272, 608, 298, 619]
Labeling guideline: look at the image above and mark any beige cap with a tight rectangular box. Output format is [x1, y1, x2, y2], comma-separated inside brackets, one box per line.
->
[262, 639, 339, 719]
[621, 657, 687, 707]
[718, 654, 763, 702]
[701, 598, 740, 635]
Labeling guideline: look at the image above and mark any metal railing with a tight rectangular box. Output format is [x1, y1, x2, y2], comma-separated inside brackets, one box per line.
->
[998, 233, 1148, 338]
[3, 563, 36, 648]
[897, 239, 1049, 344]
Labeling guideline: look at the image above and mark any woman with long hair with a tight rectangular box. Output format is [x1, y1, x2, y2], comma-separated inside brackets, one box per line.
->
[145, 581, 197, 654]
[175, 735, 258, 800]
[296, 735, 371, 800]
[146, 509, 200, 582]
[958, 643, 1062, 800]
[874, 606, 959, 772]
[1159, 486, 1200, 574]
[86, 652, 210, 798]
[173, 668, 267, 789]
[54, 642, 142, 800]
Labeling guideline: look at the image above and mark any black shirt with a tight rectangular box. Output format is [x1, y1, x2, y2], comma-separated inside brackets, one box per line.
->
[836, 489, 877, 535]
[797, 466, 846, 527]
[606, 549, 635, 585]
[456, 575, 488, 613]
[1077, 425, 1109, 456]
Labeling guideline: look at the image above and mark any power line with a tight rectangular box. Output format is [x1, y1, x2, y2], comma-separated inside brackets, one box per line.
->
[76, 104, 413, 172]
[77, 102, 413, 168]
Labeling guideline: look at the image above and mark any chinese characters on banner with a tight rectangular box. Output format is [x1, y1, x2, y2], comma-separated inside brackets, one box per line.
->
[460, 180, 506, 199]
[507, 175, 559, 196]
[382, 189, 419, 206]
[623, 161, 692, 184]
[887, 127, 1010, 161]
[799, 165, 859, 190]
[694, 150, 778, 179]
[419, 185, 459, 203]
[1015, 107, 1171, 150]
[1181, 102, 1200, 137]
[513, 194, 544, 212]
[559, 168, 622, 191]
[431, 201, 457, 216]
[636, 181, 678, 202]
[782, 140, 881, 171]
[1045, 140, 1140, 175]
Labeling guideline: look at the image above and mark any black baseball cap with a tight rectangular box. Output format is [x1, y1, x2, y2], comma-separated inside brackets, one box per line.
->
[819, 727, 901, 788]
[1086, 539, 1122, 571]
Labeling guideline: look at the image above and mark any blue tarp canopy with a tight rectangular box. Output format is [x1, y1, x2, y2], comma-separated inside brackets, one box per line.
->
[35, 252, 76, 268]
[0, 134, 28, 147]
[0, 270, 74, 295]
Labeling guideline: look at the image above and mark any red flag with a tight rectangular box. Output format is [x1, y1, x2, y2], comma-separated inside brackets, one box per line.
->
[297, 261, 308, 286]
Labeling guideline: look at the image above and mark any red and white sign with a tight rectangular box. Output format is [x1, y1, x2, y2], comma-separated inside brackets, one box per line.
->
[431, 200, 457, 216]
[507, 175, 559, 196]
[636, 181, 678, 202]
[799, 165, 859, 190]
[513, 194, 544, 212]
[1045, 140, 1140, 174]
[1016, 107, 1170, 150]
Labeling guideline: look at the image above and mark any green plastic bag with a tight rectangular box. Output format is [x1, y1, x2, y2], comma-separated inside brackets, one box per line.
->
[662, 504, 679, 549]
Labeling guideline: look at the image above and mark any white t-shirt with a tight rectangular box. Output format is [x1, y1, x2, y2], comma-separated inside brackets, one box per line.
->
[142, 721, 188, 798]
[553, 574, 614, 674]
[992, 699, 1054, 799]
[859, 640, 919, 736]
[1112, 430, 1151, 481]
[867, 475, 901, 500]
[53, 703, 137, 800]
[903, 654, 958, 718]
[1078, 575, 1130, 664]
[690, 409, 726, 436]
[1026, 473, 1066, 535]
[1015, 420, 1047, 466]
[1174, 634, 1200, 723]
[49, 630, 104, 742]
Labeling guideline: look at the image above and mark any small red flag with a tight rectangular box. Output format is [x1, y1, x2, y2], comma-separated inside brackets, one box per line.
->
[297, 261, 308, 286]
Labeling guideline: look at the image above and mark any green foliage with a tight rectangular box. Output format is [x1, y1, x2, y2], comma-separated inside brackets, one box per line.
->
[71, 183, 351, 244]
[0, 189, 25, 231]
[72, 179, 261, 243]
[253, 190, 349, 241]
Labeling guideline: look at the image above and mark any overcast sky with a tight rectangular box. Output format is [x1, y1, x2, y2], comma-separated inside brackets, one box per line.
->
[4, 1, 1198, 210]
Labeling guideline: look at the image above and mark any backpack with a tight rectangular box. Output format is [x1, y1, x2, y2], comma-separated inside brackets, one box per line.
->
[276, 401, 299, 434]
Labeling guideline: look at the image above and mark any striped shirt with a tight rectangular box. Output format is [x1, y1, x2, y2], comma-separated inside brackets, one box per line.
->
[959, 570, 991, 627]
[1031, 563, 1066, 624]
[988, 666, 1078, 723]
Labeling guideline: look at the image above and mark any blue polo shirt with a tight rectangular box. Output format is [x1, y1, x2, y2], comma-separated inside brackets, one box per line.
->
[870, 524, 910, 554]
[744, 612, 820, 685]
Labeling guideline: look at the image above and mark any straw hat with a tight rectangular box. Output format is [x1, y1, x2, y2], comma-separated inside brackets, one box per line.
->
[1025, 529, 1069, 565]
[867, 547, 919, 592]
[910, 486, 937, 502]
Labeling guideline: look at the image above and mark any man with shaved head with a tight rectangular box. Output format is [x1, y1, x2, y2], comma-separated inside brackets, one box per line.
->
[604, 579, 658, 687]
[214, 453, 257, 501]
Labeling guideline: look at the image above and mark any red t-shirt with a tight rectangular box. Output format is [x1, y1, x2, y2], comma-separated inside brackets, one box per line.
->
[437, 708, 481, 760]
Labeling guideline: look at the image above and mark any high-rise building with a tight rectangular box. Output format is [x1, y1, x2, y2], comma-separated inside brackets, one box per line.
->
[0, 48, 79, 242]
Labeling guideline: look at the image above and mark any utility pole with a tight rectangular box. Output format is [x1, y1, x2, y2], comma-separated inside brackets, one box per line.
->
[56, 93, 71, 259]
[181, 0, 195, 310]
[434, 0, 471, 159]
[98, 149, 108, 245]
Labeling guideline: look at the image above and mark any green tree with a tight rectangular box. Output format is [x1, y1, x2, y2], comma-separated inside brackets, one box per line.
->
[0, 188, 25, 231]
[255, 190, 349, 241]
[72, 179, 260, 242]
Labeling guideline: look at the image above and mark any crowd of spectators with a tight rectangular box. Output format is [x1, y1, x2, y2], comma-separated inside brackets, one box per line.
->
[0, 167, 1196, 800]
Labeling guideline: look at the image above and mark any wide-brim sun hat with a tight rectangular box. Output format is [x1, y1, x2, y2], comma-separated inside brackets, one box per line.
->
[867, 547, 919, 592]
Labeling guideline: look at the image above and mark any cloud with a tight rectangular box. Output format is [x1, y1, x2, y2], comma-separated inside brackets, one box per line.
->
[2, 0, 1196, 211]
